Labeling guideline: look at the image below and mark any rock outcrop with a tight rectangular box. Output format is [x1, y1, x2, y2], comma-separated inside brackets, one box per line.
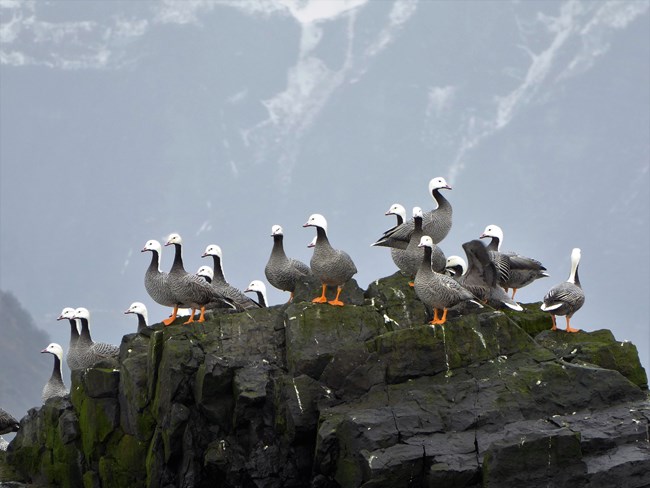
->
[4, 273, 649, 487]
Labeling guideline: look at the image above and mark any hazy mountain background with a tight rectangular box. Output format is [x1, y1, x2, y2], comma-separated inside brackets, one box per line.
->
[1, 1, 648, 420]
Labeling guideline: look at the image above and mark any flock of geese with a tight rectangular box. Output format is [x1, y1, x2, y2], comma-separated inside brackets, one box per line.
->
[2, 176, 585, 445]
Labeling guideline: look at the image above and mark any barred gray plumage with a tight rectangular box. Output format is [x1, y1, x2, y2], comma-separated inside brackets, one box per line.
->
[0, 408, 19, 435]
[264, 225, 312, 302]
[304, 214, 357, 306]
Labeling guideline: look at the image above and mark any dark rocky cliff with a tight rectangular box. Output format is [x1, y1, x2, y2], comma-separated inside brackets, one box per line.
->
[3, 273, 649, 487]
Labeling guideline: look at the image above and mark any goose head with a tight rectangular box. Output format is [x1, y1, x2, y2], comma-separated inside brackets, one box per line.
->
[196, 265, 214, 282]
[429, 177, 452, 195]
[72, 307, 90, 320]
[417, 235, 435, 249]
[245, 280, 267, 294]
[385, 203, 406, 219]
[479, 224, 504, 248]
[57, 307, 75, 321]
[141, 239, 162, 254]
[445, 255, 467, 276]
[303, 214, 328, 233]
[165, 233, 182, 247]
[202, 244, 223, 258]
[271, 225, 283, 236]
[413, 206, 423, 219]
[124, 302, 147, 317]
[41, 343, 64, 361]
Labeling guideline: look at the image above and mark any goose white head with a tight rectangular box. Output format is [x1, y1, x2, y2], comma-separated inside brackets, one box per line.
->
[428, 177, 452, 194]
[479, 224, 504, 249]
[141, 239, 162, 254]
[41, 343, 64, 360]
[124, 302, 147, 317]
[196, 265, 214, 280]
[202, 244, 223, 258]
[385, 203, 406, 219]
[72, 307, 90, 320]
[271, 225, 283, 236]
[303, 214, 328, 233]
[571, 248, 581, 264]
[165, 233, 182, 247]
[245, 280, 267, 294]
[445, 255, 467, 276]
[57, 307, 75, 321]
[413, 207, 423, 219]
[417, 235, 434, 249]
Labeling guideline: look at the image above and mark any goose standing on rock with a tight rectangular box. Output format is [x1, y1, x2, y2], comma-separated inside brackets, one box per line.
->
[541, 248, 585, 333]
[71, 308, 119, 367]
[41, 343, 68, 403]
[245, 280, 269, 308]
[265, 225, 312, 302]
[124, 302, 149, 333]
[479, 224, 548, 298]
[0, 408, 19, 435]
[304, 214, 357, 306]
[57, 306, 82, 370]
[142, 239, 179, 326]
[373, 177, 453, 249]
[414, 236, 482, 325]
[201, 244, 260, 311]
[166, 234, 237, 323]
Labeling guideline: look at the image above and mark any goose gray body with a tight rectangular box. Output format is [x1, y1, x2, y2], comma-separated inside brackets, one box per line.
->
[458, 240, 523, 311]
[541, 248, 585, 332]
[72, 308, 119, 368]
[0, 408, 19, 435]
[142, 240, 178, 308]
[304, 214, 357, 306]
[373, 177, 453, 249]
[41, 343, 68, 403]
[414, 236, 481, 324]
[265, 225, 312, 300]
[57, 307, 82, 370]
[480, 225, 548, 297]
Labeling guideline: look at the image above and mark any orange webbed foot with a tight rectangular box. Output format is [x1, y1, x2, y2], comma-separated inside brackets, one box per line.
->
[328, 299, 344, 306]
[312, 296, 328, 303]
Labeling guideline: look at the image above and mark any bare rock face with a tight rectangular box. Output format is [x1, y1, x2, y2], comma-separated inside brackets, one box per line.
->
[4, 274, 650, 488]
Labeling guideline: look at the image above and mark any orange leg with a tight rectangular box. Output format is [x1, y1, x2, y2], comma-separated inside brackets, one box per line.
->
[550, 315, 557, 331]
[197, 306, 207, 323]
[565, 316, 580, 333]
[436, 308, 449, 325]
[183, 308, 197, 325]
[328, 286, 345, 306]
[511, 288, 518, 299]
[287, 292, 294, 303]
[429, 308, 440, 325]
[312, 284, 328, 303]
[162, 305, 179, 326]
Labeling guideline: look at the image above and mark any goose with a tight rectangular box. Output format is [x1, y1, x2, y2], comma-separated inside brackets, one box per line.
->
[195, 265, 240, 312]
[41, 343, 68, 403]
[414, 236, 482, 325]
[541, 248, 585, 333]
[166, 234, 237, 323]
[0, 408, 19, 435]
[57, 306, 82, 370]
[196, 265, 213, 283]
[124, 302, 148, 332]
[479, 224, 548, 298]
[265, 225, 312, 302]
[244, 280, 269, 308]
[200, 243, 260, 311]
[71, 308, 119, 367]
[372, 177, 453, 249]
[303, 213, 358, 306]
[141, 239, 179, 326]
[458, 240, 523, 311]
